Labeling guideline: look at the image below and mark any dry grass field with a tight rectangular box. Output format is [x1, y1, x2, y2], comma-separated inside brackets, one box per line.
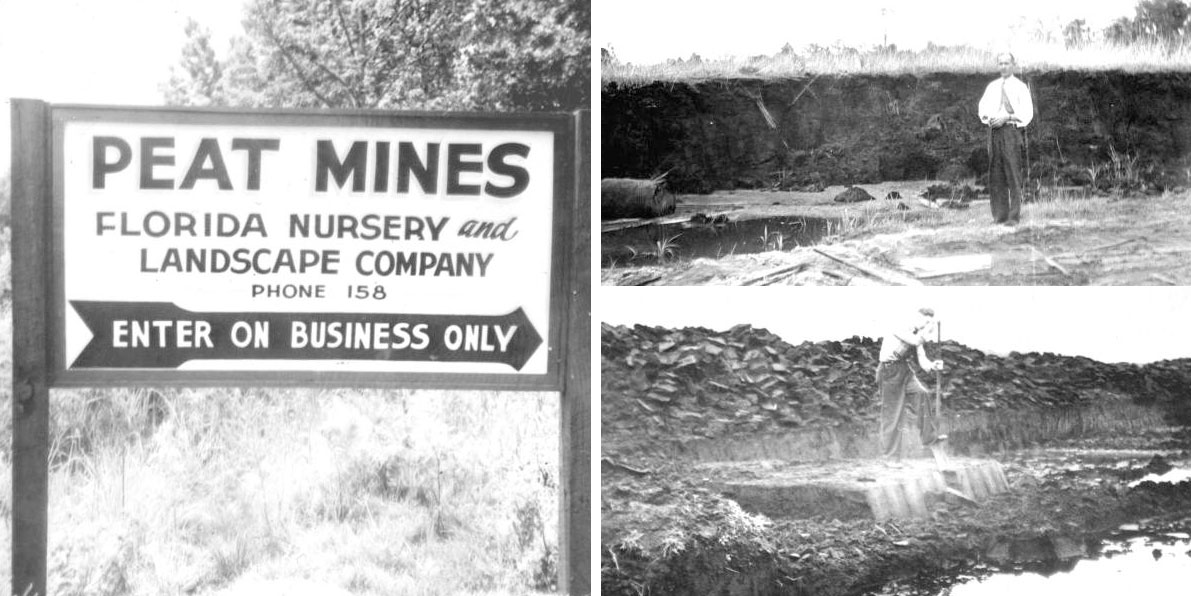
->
[603, 39, 1191, 82]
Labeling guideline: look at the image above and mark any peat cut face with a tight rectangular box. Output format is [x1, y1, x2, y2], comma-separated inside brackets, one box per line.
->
[602, 72, 1191, 194]
[600, 323, 1191, 457]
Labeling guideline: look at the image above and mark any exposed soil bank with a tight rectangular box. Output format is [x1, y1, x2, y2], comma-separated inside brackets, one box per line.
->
[602, 72, 1191, 193]
[601, 430, 1191, 596]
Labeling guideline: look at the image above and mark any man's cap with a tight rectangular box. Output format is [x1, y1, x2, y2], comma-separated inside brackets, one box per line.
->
[918, 307, 935, 317]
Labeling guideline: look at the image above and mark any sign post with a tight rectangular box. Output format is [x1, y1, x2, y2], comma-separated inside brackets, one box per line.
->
[10, 99, 589, 595]
[560, 108, 590, 595]
[11, 97, 52, 596]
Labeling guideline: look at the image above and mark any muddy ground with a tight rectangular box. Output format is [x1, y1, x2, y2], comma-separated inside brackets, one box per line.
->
[601, 427, 1191, 596]
[601, 184, 1191, 285]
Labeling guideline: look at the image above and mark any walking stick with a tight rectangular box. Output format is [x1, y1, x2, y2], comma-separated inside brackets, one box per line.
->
[935, 321, 942, 423]
[931, 322, 951, 469]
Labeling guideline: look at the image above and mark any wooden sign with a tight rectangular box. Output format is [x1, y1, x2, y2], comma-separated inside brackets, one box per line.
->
[11, 100, 590, 595]
[48, 106, 570, 388]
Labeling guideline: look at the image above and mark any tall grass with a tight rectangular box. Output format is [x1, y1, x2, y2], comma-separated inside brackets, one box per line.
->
[603, 39, 1191, 83]
[0, 182, 561, 595]
[0, 385, 560, 595]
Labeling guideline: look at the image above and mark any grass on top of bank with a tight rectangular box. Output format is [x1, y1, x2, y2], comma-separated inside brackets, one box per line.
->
[603, 40, 1191, 84]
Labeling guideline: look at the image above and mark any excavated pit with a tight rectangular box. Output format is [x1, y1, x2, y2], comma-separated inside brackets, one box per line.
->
[602, 323, 1191, 596]
[677, 402, 1158, 523]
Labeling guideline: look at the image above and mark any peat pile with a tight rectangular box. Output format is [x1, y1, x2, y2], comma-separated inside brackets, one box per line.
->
[602, 323, 1191, 450]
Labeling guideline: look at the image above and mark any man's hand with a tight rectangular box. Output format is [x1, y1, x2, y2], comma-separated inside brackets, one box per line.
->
[931, 360, 945, 372]
[919, 319, 938, 337]
[989, 115, 1009, 128]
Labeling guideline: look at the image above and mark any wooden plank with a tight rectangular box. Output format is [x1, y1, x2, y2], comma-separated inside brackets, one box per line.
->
[559, 109, 591, 596]
[1030, 245, 1070, 276]
[813, 248, 923, 286]
[1053, 237, 1143, 258]
[741, 263, 808, 286]
[600, 210, 735, 233]
[899, 254, 993, 279]
[11, 98, 52, 596]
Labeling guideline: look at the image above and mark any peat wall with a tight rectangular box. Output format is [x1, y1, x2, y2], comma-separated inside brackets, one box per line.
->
[602, 323, 1191, 461]
[602, 72, 1191, 193]
[671, 402, 1167, 464]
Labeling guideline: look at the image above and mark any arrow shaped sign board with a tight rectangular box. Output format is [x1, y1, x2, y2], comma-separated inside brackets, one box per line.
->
[47, 107, 570, 388]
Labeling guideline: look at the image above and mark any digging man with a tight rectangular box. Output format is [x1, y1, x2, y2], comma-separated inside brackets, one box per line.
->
[978, 52, 1034, 226]
[877, 307, 945, 459]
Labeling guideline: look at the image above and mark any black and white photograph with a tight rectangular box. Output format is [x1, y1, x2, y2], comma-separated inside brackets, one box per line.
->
[598, 0, 1191, 286]
[1, 1, 590, 594]
[600, 287, 1191, 595]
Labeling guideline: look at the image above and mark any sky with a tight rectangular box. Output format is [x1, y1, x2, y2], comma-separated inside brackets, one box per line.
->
[0, 0, 1149, 175]
[599, 287, 1191, 364]
[0, 0, 246, 173]
[597, 0, 1142, 64]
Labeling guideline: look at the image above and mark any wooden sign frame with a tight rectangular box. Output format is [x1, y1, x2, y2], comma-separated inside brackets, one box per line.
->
[10, 99, 591, 595]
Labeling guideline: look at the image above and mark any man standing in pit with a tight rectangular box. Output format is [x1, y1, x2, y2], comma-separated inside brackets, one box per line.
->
[978, 52, 1034, 226]
[877, 307, 945, 459]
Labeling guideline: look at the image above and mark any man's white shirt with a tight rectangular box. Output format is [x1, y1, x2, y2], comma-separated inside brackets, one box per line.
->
[879, 323, 925, 362]
[978, 75, 1034, 128]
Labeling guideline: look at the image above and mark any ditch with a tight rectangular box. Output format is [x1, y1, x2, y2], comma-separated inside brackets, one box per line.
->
[601, 215, 834, 267]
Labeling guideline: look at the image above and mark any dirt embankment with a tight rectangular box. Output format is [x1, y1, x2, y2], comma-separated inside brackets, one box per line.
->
[602, 72, 1191, 194]
[601, 323, 1191, 595]
[603, 439, 1191, 596]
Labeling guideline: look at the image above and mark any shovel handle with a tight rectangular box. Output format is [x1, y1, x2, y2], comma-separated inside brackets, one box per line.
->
[935, 322, 942, 417]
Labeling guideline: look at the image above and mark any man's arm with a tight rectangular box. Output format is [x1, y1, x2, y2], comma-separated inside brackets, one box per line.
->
[978, 82, 1011, 128]
[916, 343, 941, 372]
[977, 82, 997, 125]
[914, 320, 943, 371]
[891, 329, 923, 347]
[1013, 78, 1034, 127]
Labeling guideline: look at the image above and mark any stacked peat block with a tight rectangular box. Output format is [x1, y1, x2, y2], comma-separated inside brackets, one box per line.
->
[602, 323, 1191, 447]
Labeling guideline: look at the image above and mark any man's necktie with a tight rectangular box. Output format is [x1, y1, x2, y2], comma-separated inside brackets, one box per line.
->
[1000, 80, 1015, 115]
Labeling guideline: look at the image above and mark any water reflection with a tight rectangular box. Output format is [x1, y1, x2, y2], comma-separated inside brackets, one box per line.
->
[952, 534, 1191, 596]
[600, 216, 833, 266]
[867, 531, 1191, 596]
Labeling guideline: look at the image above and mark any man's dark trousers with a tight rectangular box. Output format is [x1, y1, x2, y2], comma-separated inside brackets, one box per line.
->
[877, 361, 939, 458]
[988, 125, 1024, 223]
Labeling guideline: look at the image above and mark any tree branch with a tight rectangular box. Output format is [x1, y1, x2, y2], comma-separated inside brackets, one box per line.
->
[293, 45, 363, 108]
[332, 0, 373, 104]
[261, 18, 336, 107]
